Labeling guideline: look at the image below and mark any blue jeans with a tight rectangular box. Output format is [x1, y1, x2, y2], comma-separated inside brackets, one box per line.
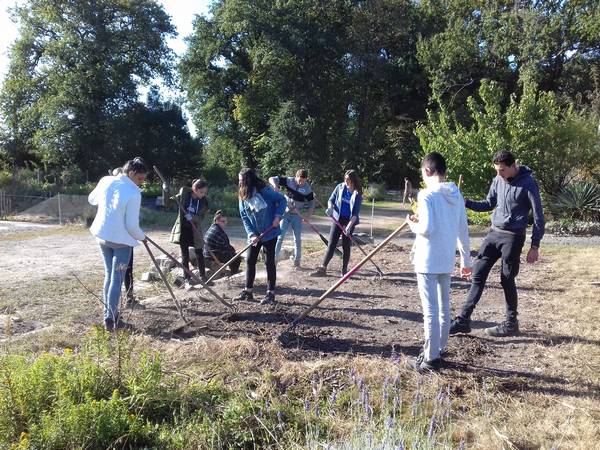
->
[275, 212, 303, 264]
[416, 272, 451, 362]
[100, 245, 132, 322]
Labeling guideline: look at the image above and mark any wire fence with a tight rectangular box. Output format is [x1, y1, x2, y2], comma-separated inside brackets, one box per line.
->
[0, 191, 56, 221]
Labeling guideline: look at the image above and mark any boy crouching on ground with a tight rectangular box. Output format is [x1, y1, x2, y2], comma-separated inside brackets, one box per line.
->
[407, 152, 472, 373]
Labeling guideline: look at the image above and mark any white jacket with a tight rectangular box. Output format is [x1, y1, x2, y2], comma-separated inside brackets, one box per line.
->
[88, 175, 145, 247]
[408, 181, 471, 274]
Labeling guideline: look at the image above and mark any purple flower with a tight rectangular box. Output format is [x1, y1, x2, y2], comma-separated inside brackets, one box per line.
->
[329, 389, 337, 405]
[304, 398, 310, 413]
[427, 415, 437, 440]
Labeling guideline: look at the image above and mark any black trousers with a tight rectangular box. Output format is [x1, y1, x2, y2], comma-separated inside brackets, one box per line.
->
[246, 238, 277, 291]
[205, 247, 241, 275]
[322, 216, 353, 271]
[180, 224, 206, 279]
[458, 229, 526, 322]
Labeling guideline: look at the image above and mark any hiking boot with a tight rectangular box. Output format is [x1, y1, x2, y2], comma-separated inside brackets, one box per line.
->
[104, 316, 120, 332]
[485, 320, 519, 337]
[449, 317, 471, 335]
[233, 290, 254, 302]
[260, 291, 276, 305]
[310, 266, 327, 277]
[409, 356, 442, 374]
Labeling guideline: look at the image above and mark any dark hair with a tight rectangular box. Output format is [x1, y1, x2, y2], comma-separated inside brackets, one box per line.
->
[213, 209, 225, 223]
[192, 178, 208, 190]
[344, 169, 362, 195]
[421, 152, 447, 176]
[492, 150, 516, 166]
[122, 157, 148, 175]
[238, 168, 266, 200]
[295, 169, 308, 179]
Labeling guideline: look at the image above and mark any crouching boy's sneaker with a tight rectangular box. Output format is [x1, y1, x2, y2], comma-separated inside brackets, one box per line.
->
[485, 320, 519, 337]
[449, 316, 471, 335]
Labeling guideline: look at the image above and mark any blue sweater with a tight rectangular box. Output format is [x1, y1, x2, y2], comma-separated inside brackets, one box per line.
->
[239, 186, 287, 242]
[466, 166, 545, 247]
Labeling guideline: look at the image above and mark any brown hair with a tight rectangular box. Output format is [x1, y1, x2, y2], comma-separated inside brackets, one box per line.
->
[295, 169, 308, 179]
[238, 168, 266, 200]
[121, 157, 147, 175]
[344, 169, 362, 195]
[192, 178, 208, 190]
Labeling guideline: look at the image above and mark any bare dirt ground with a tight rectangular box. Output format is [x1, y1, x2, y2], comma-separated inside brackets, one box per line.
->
[1, 209, 599, 415]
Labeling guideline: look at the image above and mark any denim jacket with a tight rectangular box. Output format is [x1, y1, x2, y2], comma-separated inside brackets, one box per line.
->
[239, 186, 287, 242]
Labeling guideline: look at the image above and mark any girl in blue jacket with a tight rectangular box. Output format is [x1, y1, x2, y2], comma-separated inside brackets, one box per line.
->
[311, 169, 362, 277]
[235, 168, 287, 304]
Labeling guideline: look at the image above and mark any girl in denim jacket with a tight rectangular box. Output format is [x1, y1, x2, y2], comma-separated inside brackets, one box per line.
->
[234, 168, 287, 304]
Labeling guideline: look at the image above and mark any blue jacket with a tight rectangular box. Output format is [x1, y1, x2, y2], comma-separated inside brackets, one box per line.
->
[466, 165, 545, 247]
[329, 183, 362, 224]
[239, 186, 287, 242]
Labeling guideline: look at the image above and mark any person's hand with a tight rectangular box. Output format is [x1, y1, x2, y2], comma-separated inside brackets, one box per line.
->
[526, 247, 539, 264]
[407, 213, 418, 223]
[325, 207, 333, 217]
[250, 235, 260, 246]
[460, 266, 472, 280]
[184, 213, 193, 221]
[141, 236, 147, 243]
[272, 216, 281, 228]
[162, 182, 169, 192]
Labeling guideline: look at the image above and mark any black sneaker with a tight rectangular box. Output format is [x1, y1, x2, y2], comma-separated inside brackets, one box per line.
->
[449, 317, 471, 335]
[260, 291, 276, 305]
[104, 316, 119, 332]
[341, 267, 348, 276]
[309, 266, 326, 277]
[409, 356, 442, 373]
[233, 290, 254, 302]
[485, 320, 519, 337]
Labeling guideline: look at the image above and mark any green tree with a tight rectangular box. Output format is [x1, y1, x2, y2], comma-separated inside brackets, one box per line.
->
[0, 0, 176, 180]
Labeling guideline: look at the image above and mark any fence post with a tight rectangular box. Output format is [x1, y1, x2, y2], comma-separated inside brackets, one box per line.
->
[57, 192, 62, 225]
[370, 198, 374, 238]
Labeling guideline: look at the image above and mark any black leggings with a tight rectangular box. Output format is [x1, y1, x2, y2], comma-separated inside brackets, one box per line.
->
[246, 238, 277, 291]
[322, 216, 353, 271]
[180, 225, 206, 279]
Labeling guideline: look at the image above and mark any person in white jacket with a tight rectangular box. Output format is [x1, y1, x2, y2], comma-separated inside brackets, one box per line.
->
[407, 152, 472, 372]
[88, 157, 147, 331]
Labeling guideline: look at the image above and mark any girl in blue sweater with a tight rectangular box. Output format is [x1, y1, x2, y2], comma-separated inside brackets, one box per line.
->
[235, 168, 287, 304]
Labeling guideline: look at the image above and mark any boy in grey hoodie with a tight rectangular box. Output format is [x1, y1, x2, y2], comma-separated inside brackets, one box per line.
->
[407, 152, 472, 372]
[450, 150, 545, 337]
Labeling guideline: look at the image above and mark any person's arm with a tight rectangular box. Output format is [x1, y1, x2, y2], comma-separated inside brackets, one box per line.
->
[88, 176, 109, 206]
[125, 194, 145, 241]
[348, 194, 362, 229]
[268, 176, 280, 189]
[328, 185, 338, 209]
[239, 200, 256, 239]
[465, 178, 498, 212]
[272, 189, 287, 227]
[526, 179, 545, 263]
[407, 191, 434, 236]
[305, 191, 316, 220]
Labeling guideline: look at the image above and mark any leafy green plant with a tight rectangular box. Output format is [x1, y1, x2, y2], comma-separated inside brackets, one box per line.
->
[549, 181, 600, 221]
[546, 219, 600, 236]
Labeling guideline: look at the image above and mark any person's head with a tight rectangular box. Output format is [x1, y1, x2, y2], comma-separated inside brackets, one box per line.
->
[191, 177, 208, 199]
[295, 169, 308, 187]
[122, 157, 147, 186]
[344, 169, 362, 195]
[421, 152, 447, 186]
[492, 150, 518, 180]
[213, 209, 228, 228]
[238, 168, 266, 200]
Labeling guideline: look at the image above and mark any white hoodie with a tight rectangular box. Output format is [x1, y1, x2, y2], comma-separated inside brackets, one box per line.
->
[408, 181, 471, 274]
[88, 175, 145, 247]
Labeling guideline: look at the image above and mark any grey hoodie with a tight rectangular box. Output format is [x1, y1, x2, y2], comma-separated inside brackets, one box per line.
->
[466, 166, 545, 247]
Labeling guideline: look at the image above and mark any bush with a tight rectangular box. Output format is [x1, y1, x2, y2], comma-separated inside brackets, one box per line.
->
[363, 183, 386, 201]
[546, 219, 600, 236]
[548, 181, 600, 221]
[466, 209, 491, 228]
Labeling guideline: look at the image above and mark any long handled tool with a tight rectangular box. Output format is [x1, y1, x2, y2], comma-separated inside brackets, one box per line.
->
[314, 195, 383, 276]
[145, 236, 232, 308]
[153, 165, 223, 269]
[301, 217, 342, 258]
[204, 225, 277, 284]
[142, 240, 188, 323]
[289, 220, 409, 329]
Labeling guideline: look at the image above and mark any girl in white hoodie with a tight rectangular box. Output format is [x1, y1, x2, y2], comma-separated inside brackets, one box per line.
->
[407, 152, 472, 372]
[89, 158, 147, 330]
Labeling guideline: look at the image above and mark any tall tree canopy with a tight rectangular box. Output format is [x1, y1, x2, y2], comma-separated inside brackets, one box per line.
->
[0, 0, 177, 179]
